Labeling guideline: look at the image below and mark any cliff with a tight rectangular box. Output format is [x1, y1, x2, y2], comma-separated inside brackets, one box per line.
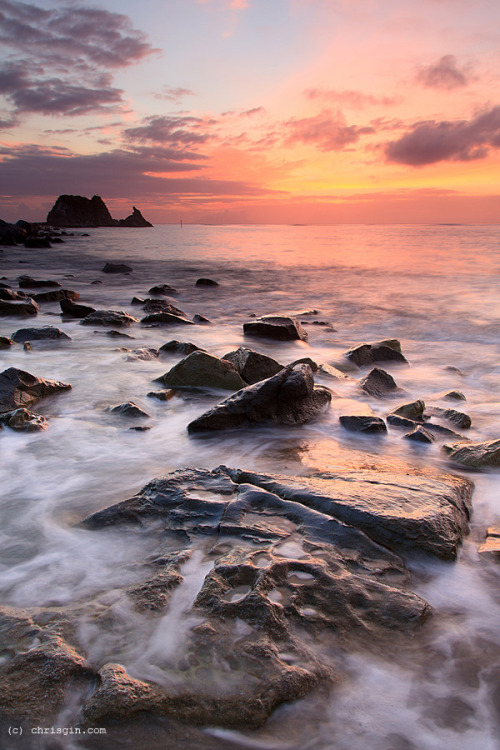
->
[46, 195, 153, 228]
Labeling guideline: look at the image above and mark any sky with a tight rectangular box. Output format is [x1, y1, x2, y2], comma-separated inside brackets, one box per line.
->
[1, 0, 499, 223]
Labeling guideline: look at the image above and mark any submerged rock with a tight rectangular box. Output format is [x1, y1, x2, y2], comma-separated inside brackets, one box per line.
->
[156, 351, 246, 391]
[102, 262, 133, 274]
[148, 284, 177, 296]
[392, 399, 426, 421]
[0, 367, 71, 411]
[432, 390, 467, 402]
[32, 289, 79, 303]
[11, 326, 71, 343]
[196, 278, 219, 287]
[222, 346, 283, 384]
[125, 348, 159, 362]
[0, 335, 14, 348]
[345, 340, 408, 367]
[339, 415, 387, 434]
[360, 368, 400, 398]
[18, 277, 61, 289]
[142, 299, 185, 316]
[0, 299, 39, 317]
[426, 406, 471, 430]
[108, 402, 150, 419]
[443, 438, 500, 468]
[159, 340, 204, 355]
[404, 426, 435, 444]
[80, 310, 137, 327]
[141, 312, 194, 326]
[243, 315, 308, 341]
[188, 364, 331, 432]
[60, 299, 96, 318]
[0, 408, 49, 431]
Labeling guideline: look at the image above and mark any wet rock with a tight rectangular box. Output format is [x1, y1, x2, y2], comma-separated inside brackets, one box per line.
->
[142, 299, 185, 316]
[23, 342, 31, 352]
[125, 347, 159, 361]
[0, 367, 71, 411]
[23, 236, 51, 248]
[443, 438, 500, 468]
[193, 314, 210, 323]
[243, 315, 308, 342]
[147, 390, 176, 401]
[102, 262, 133, 274]
[432, 390, 466, 401]
[0, 408, 49, 431]
[118, 207, 153, 227]
[222, 346, 283, 385]
[11, 326, 71, 343]
[345, 340, 408, 367]
[129, 425, 152, 432]
[148, 284, 178, 296]
[0, 288, 26, 301]
[318, 363, 350, 380]
[424, 422, 466, 440]
[392, 399, 426, 421]
[196, 278, 219, 287]
[404, 426, 435, 444]
[478, 526, 500, 558]
[159, 340, 204, 355]
[0, 335, 14, 348]
[0, 298, 39, 316]
[156, 351, 247, 391]
[103, 329, 134, 339]
[80, 310, 138, 327]
[386, 414, 417, 430]
[18, 277, 61, 289]
[289, 357, 318, 372]
[131, 296, 146, 305]
[32, 289, 80, 303]
[188, 364, 331, 432]
[426, 406, 471, 430]
[339, 415, 387, 433]
[108, 402, 150, 419]
[141, 312, 194, 326]
[360, 368, 400, 398]
[60, 299, 96, 318]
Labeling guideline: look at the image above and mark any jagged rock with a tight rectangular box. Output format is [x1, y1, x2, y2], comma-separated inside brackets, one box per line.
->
[102, 262, 133, 274]
[404, 426, 435, 444]
[392, 399, 425, 420]
[148, 284, 177, 296]
[478, 526, 500, 558]
[318, 363, 350, 380]
[360, 368, 400, 398]
[339, 415, 387, 433]
[32, 289, 80, 303]
[426, 406, 471, 430]
[243, 315, 308, 342]
[196, 278, 219, 287]
[118, 207, 153, 227]
[222, 346, 283, 384]
[18, 277, 61, 289]
[47, 195, 115, 227]
[80, 310, 137, 327]
[108, 402, 150, 419]
[188, 364, 331, 432]
[345, 340, 408, 367]
[0, 288, 26, 301]
[141, 312, 194, 326]
[157, 351, 246, 391]
[0, 367, 71, 412]
[443, 438, 500, 468]
[142, 299, 185, 316]
[11, 327, 71, 343]
[60, 299, 96, 318]
[0, 408, 49, 431]
[159, 340, 204, 355]
[125, 348, 159, 361]
[0, 335, 14, 348]
[0, 299, 39, 316]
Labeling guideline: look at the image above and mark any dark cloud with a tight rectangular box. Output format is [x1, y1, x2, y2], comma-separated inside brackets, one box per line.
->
[285, 110, 374, 151]
[416, 55, 470, 90]
[0, 0, 154, 117]
[385, 106, 500, 166]
[304, 88, 400, 109]
[123, 115, 212, 147]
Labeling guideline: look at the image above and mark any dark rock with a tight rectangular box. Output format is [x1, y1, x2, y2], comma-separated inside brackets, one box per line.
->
[131, 296, 146, 305]
[387, 414, 418, 429]
[188, 364, 331, 432]
[118, 207, 153, 227]
[196, 278, 219, 287]
[0, 367, 71, 411]
[0, 408, 49, 431]
[432, 390, 467, 401]
[108, 402, 150, 419]
[222, 346, 283, 385]
[11, 327, 71, 343]
[360, 368, 400, 398]
[50, 236, 64, 243]
[125, 348, 159, 361]
[443, 439, 500, 468]
[23, 342, 31, 352]
[141, 312, 194, 326]
[193, 314, 210, 323]
[424, 422, 466, 440]
[392, 399, 426, 420]
[404, 426, 435, 444]
[148, 284, 178, 296]
[129, 425, 152, 431]
[47, 195, 115, 227]
[318, 363, 350, 380]
[426, 406, 472, 429]
[159, 340, 204, 356]
[0, 335, 14, 348]
[142, 299, 185, 316]
[0, 299, 39, 317]
[32, 289, 80, 303]
[157, 351, 247, 390]
[91, 280, 103, 284]
[147, 390, 176, 401]
[18, 277, 61, 289]
[345, 340, 408, 367]
[80, 310, 137, 327]
[0, 288, 26, 301]
[289, 357, 318, 372]
[339, 415, 387, 433]
[243, 315, 308, 342]
[23, 237, 51, 248]
[102, 262, 133, 274]
[103, 330, 134, 339]
[60, 299, 96, 318]
[0, 218, 28, 245]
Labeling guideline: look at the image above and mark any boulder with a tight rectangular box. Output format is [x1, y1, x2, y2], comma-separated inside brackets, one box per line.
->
[159, 340, 204, 355]
[392, 399, 425, 420]
[318, 363, 350, 380]
[0, 408, 49, 431]
[0, 367, 71, 411]
[243, 315, 308, 341]
[80, 310, 137, 327]
[32, 289, 80, 303]
[432, 390, 466, 401]
[188, 364, 331, 432]
[289, 357, 318, 372]
[148, 284, 177, 296]
[426, 406, 471, 430]
[142, 299, 185, 316]
[11, 327, 71, 343]
[196, 278, 219, 287]
[141, 312, 194, 326]
[18, 277, 61, 289]
[0, 218, 28, 245]
[345, 340, 408, 367]
[0, 299, 39, 317]
[0, 288, 26, 301]
[339, 415, 387, 433]
[0, 335, 14, 348]
[108, 402, 150, 419]
[404, 426, 435, 444]
[222, 346, 283, 384]
[360, 368, 400, 398]
[125, 348, 159, 361]
[443, 438, 500, 468]
[102, 262, 133, 274]
[60, 299, 96, 318]
[193, 314, 210, 324]
[156, 351, 247, 391]
[118, 207, 153, 227]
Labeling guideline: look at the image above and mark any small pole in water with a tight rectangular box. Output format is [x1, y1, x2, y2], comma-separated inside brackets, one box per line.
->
[180, 219, 183, 228]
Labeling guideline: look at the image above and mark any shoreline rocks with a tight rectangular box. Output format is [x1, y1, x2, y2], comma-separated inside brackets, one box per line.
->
[244, 315, 308, 341]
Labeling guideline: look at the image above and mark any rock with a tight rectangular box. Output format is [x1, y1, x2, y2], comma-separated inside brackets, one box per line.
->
[360, 368, 400, 398]
[142, 299, 185, 316]
[141, 312, 194, 326]
[188, 364, 331, 432]
[18, 277, 61, 289]
[23, 342, 32, 352]
[0, 218, 29, 245]
[0, 298, 39, 316]
[60, 299, 96, 318]
[148, 284, 178, 296]
[131, 296, 146, 305]
[102, 262, 133, 274]
[32, 289, 80, 303]
[0, 408, 49, 431]
[108, 402, 150, 419]
[243, 315, 308, 342]
[222, 347, 283, 385]
[80, 310, 137, 327]
[0, 367, 71, 411]
[129, 425, 152, 431]
[47, 194, 115, 227]
[11, 327, 71, 343]
[317, 363, 350, 380]
[392, 399, 426, 420]
[0, 335, 14, 348]
[432, 390, 467, 401]
[339, 415, 387, 434]
[387, 414, 418, 429]
[0, 288, 26, 301]
[478, 526, 500, 558]
[156, 351, 247, 391]
[193, 314, 210, 323]
[443, 439, 500, 468]
[24, 236, 51, 248]
[118, 206, 153, 227]
[196, 278, 219, 287]
[159, 340, 204, 355]
[147, 390, 176, 401]
[345, 340, 408, 367]
[126, 348, 159, 361]
[103, 330, 134, 339]
[404, 426, 435, 444]
[289, 357, 318, 372]
[426, 406, 471, 429]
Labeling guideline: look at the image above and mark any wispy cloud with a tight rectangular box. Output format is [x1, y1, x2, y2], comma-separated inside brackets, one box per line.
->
[416, 55, 472, 90]
[285, 109, 374, 151]
[153, 86, 195, 102]
[304, 88, 401, 109]
[123, 115, 214, 147]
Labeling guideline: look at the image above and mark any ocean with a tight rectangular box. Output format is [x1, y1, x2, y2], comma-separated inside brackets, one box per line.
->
[0, 223, 499, 749]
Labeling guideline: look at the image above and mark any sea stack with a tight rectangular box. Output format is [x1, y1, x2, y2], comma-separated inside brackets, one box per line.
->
[46, 195, 153, 228]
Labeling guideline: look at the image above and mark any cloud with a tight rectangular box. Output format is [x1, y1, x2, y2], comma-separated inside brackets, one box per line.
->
[285, 109, 374, 151]
[416, 55, 471, 90]
[153, 86, 195, 102]
[304, 88, 401, 109]
[385, 106, 500, 166]
[123, 115, 213, 147]
[0, 0, 154, 117]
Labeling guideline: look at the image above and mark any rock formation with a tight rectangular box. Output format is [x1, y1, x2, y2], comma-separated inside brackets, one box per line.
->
[46, 195, 152, 228]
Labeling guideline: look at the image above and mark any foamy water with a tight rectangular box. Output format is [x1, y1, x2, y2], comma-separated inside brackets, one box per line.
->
[1, 224, 500, 748]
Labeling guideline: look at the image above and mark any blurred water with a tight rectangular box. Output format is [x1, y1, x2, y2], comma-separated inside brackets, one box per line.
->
[1, 224, 500, 748]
